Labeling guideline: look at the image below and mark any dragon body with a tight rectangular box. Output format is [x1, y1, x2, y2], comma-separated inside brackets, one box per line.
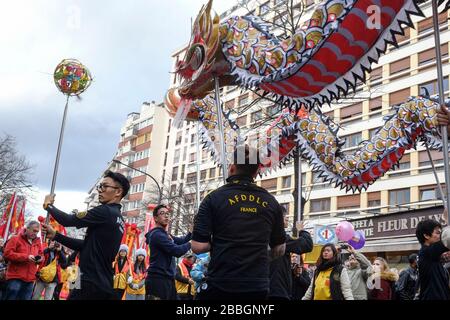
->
[165, 0, 450, 191]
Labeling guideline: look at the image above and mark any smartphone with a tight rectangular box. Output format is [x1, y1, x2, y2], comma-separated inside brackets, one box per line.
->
[34, 255, 41, 262]
[340, 244, 348, 250]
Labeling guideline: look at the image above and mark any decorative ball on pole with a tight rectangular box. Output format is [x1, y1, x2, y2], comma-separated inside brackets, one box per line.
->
[45, 58, 92, 230]
[54, 59, 92, 96]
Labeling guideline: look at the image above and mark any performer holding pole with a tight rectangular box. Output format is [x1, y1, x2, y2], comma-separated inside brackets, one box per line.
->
[41, 170, 130, 300]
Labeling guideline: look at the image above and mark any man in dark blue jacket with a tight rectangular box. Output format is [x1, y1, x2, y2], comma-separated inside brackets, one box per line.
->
[269, 207, 313, 300]
[145, 204, 191, 300]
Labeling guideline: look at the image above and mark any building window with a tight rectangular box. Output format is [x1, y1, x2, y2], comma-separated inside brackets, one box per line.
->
[170, 184, 177, 195]
[310, 198, 331, 213]
[370, 67, 382, 85]
[180, 165, 185, 180]
[369, 99, 382, 118]
[171, 167, 178, 181]
[236, 115, 247, 127]
[225, 100, 235, 110]
[342, 132, 362, 149]
[418, 44, 449, 68]
[190, 152, 196, 163]
[419, 150, 444, 173]
[163, 153, 168, 166]
[420, 186, 438, 201]
[200, 170, 207, 181]
[340, 103, 362, 122]
[239, 94, 249, 107]
[209, 168, 216, 178]
[268, 104, 280, 116]
[419, 78, 449, 96]
[261, 178, 277, 191]
[389, 188, 410, 206]
[389, 88, 410, 106]
[175, 132, 182, 146]
[131, 183, 145, 193]
[337, 194, 360, 210]
[393, 27, 410, 48]
[282, 176, 291, 189]
[251, 110, 263, 123]
[418, 13, 448, 40]
[389, 57, 410, 78]
[368, 192, 381, 208]
[187, 173, 197, 184]
[173, 149, 180, 164]
[191, 134, 196, 144]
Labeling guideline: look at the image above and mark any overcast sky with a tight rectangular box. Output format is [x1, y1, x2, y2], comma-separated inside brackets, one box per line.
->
[0, 0, 233, 216]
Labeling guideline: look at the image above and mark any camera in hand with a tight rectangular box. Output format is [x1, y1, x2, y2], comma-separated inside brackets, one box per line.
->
[340, 244, 348, 250]
[34, 255, 41, 263]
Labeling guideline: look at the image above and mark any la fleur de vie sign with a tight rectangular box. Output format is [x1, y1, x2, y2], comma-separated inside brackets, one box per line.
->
[350, 206, 446, 240]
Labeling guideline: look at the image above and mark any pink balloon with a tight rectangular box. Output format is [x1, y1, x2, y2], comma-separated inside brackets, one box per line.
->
[336, 221, 354, 241]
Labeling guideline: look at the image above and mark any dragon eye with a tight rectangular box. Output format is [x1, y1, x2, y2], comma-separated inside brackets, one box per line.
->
[190, 46, 205, 70]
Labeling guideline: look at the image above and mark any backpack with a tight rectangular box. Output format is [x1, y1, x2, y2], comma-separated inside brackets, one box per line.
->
[39, 258, 57, 283]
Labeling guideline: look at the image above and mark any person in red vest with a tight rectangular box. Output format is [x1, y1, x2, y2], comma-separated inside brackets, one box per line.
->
[113, 244, 130, 300]
[3, 221, 43, 300]
[175, 253, 196, 300]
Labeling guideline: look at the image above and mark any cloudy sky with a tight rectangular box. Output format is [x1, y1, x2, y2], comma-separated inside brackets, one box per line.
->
[0, 0, 232, 216]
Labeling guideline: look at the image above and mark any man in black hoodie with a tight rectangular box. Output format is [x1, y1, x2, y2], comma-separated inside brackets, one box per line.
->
[269, 206, 313, 300]
[145, 204, 191, 300]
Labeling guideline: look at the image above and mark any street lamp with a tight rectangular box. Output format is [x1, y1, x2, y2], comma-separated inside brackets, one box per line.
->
[112, 159, 162, 205]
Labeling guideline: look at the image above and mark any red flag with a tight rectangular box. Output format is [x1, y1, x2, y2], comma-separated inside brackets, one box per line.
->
[123, 223, 139, 259]
[0, 193, 16, 239]
[16, 200, 25, 231]
[8, 199, 20, 235]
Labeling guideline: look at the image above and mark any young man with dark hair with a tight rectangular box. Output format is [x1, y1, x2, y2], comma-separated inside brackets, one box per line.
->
[192, 145, 286, 300]
[145, 204, 192, 300]
[415, 217, 450, 300]
[396, 253, 418, 300]
[41, 170, 129, 300]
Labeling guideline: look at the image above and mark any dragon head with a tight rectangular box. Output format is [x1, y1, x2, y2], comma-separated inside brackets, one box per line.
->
[165, 0, 233, 120]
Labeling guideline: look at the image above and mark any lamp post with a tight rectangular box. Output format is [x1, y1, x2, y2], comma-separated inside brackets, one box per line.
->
[112, 159, 162, 205]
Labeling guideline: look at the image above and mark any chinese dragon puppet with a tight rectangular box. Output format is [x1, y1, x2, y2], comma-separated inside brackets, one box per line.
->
[165, 0, 450, 192]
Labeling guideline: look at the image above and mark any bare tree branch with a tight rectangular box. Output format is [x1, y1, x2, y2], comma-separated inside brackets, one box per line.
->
[0, 134, 34, 198]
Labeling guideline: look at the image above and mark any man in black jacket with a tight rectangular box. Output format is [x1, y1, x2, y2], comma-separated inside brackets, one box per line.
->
[291, 259, 311, 300]
[396, 253, 418, 300]
[415, 217, 450, 300]
[41, 170, 129, 300]
[145, 204, 191, 300]
[192, 145, 286, 300]
[269, 207, 313, 300]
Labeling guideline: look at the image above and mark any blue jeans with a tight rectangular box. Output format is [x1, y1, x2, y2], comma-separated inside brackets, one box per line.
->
[5, 279, 34, 300]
